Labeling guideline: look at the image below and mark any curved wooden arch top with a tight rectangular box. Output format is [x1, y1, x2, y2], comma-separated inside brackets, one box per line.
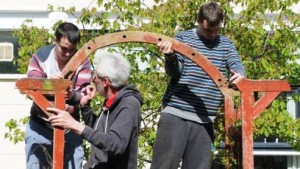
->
[62, 31, 229, 93]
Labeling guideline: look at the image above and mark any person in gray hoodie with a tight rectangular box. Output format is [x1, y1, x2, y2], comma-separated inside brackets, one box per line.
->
[46, 50, 143, 169]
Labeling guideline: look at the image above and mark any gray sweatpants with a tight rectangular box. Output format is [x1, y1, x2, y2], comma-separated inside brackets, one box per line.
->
[150, 113, 214, 169]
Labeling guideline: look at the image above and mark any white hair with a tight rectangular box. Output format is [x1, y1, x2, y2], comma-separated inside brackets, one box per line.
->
[94, 49, 131, 89]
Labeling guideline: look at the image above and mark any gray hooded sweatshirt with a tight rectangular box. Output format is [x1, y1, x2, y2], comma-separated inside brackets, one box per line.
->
[80, 85, 143, 169]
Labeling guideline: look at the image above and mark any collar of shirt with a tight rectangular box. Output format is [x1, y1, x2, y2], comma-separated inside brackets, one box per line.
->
[104, 94, 116, 109]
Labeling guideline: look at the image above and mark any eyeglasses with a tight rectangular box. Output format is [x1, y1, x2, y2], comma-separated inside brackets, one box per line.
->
[90, 61, 111, 83]
[92, 70, 101, 81]
[90, 62, 97, 81]
[91, 65, 110, 83]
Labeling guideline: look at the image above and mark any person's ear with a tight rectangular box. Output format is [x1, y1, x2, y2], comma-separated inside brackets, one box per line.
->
[103, 78, 110, 87]
[55, 37, 59, 43]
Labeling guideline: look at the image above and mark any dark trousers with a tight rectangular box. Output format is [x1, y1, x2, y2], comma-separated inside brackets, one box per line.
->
[150, 113, 214, 169]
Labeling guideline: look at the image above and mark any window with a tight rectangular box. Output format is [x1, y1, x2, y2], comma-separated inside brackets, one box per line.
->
[287, 85, 300, 119]
[293, 87, 300, 118]
[0, 42, 14, 61]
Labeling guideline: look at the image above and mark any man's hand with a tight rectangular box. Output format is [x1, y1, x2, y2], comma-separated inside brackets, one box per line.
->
[47, 107, 85, 135]
[157, 40, 174, 55]
[65, 85, 74, 100]
[50, 75, 74, 100]
[229, 69, 245, 90]
[80, 85, 96, 106]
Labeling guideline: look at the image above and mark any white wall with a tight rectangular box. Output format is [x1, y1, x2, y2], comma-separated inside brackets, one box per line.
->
[0, 0, 99, 31]
[0, 74, 31, 169]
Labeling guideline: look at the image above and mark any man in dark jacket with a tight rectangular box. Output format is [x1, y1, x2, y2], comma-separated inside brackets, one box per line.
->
[47, 49, 143, 169]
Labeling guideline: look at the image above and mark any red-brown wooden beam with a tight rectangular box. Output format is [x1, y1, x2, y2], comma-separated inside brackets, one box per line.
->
[61, 31, 228, 92]
[53, 91, 65, 169]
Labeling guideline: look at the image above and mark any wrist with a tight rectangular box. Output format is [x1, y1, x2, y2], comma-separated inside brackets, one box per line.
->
[164, 52, 175, 57]
[72, 122, 85, 135]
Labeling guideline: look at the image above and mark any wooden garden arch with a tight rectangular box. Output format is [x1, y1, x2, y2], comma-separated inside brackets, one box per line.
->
[16, 31, 291, 169]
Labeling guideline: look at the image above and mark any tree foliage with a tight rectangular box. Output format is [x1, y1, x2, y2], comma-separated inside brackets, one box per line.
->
[5, 0, 300, 168]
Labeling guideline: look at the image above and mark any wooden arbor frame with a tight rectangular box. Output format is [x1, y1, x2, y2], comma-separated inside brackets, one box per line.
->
[15, 78, 70, 169]
[16, 31, 291, 169]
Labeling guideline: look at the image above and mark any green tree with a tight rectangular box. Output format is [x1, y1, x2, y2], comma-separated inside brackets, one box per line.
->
[5, 0, 300, 168]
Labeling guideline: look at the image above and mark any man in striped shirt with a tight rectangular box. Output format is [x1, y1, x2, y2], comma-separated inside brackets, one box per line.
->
[25, 22, 92, 169]
[151, 2, 245, 169]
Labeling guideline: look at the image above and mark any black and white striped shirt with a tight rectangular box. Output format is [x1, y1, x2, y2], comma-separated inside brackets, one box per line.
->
[162, 28, 245, 123]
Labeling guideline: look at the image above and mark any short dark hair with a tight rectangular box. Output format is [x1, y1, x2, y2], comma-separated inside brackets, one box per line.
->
[197, 2, 224, 26]
[55, 22, 80, 44]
